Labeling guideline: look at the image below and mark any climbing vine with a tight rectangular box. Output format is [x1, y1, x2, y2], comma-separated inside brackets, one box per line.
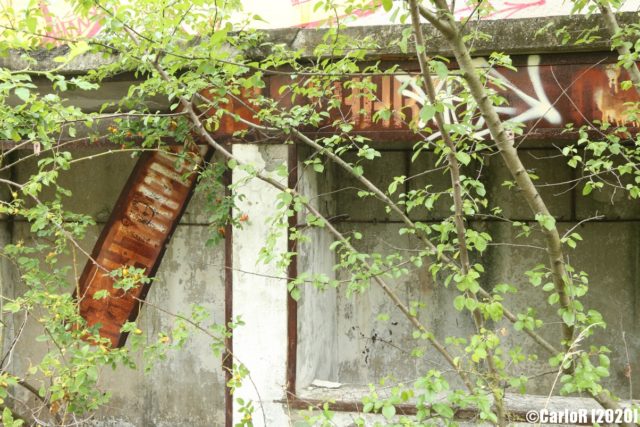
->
[0, 0, 637, 426]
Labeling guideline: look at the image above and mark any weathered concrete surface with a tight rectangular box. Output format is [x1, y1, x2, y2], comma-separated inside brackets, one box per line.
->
[292, 389, 640, 426]
[408, 152, 455, 220]
[4, 145, 299, 426]
[5, 222, 227, 426]
[3, 138, 640, 426]
[91, 224, 227, 427]
[11, 147, 220, 225]
[334, 151, 406, 222]
[576, 185, 640, 220]
[484, 148, 575, 221]
[4, 77, 170, 114]
[485, 220, 640, 395]
[232, 144, 289, 426]
[12, 147, 137, 222]
[295, 144, 640, 406]
[5, 13, 637, 73]
[271, 12, 637, 58]
[332, 223, 474, 389]
[4, 152, 227, 426]
[296, 146, 339, 390]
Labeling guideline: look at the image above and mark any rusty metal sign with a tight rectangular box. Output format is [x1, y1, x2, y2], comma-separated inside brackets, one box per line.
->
[260, 54, 640, 139]
[76, 145, 211, 347]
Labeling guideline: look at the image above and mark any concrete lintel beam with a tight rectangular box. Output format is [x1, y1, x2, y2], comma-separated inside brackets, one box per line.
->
[2, 13, 636, 73]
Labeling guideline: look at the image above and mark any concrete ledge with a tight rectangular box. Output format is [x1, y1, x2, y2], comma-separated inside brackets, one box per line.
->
[288, 388, 640, 425]
[260, 12, 637, 58]
[2, 12, 637, 73]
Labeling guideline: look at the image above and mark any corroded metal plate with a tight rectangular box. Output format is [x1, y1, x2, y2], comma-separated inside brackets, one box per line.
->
[76, 145, 210, 347]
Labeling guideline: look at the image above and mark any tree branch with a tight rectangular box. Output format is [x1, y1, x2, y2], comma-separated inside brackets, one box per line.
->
[204, 93, 561, 359]
[597, 3, 640, 96]
[121, 24, 476, 393]
[424, 4, 634, 423]
[408, 0, 505, 423]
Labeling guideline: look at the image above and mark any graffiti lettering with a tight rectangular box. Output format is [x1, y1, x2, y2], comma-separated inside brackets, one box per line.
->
[272, 55, 639, 135]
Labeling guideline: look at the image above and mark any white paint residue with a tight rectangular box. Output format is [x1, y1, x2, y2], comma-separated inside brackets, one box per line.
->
[311, 379, 342, 389]
[395, 54, 563, 142]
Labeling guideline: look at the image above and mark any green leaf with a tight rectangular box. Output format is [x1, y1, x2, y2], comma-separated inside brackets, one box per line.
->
[93, 290, 110, 300]
[433, 402, 454, 419]
[595, 366, 609, 377]
[487, 302, 503, 321]
[561, 310, 575, 326]
[381, 0, 393, 11]
[382, 404, 395, 420]
[475, 235, 487, 252]
[2, 407, 23, 427]
[465, 297, 477, 311]
[419, 104, 436, 123]
[431, 61, 449, 80]
[14, 87, 30, 102]
[25, 16, 37, 33]
[3, 302, 21, 313]
[535, 213, 556, 231]
[455, 151, 471, 166]
[377, 313, 390, 322]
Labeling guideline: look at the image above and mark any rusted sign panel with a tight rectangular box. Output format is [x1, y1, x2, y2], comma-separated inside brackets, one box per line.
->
[263, 55, 639, 138]
[77, 146, 210, 347]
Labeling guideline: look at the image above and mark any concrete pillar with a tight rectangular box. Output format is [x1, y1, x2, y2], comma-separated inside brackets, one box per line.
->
[232, 144, 289, 426]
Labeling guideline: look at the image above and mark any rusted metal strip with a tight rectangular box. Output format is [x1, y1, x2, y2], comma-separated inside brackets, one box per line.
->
[269, 58, 640, 135]
[76, 145, 212, 347]
[179, 55, 640, 143]
[222, 159, 234, 427]
[3, 54, 637, 148]
[286, 143, 299, 396]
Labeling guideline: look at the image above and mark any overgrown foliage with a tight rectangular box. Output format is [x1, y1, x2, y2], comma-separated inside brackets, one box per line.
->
[0, 0, 638, 425]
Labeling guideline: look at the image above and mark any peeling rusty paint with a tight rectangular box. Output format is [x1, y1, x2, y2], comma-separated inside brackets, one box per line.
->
[195, 54, 637, 141]
[76, 145, 211, 347]
[269, 58, 640, 134]
[286, 144, 298, 396]
[222, 161, 234, 427]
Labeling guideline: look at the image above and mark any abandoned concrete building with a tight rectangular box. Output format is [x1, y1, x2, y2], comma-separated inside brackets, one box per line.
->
[2, 4, 640, 427]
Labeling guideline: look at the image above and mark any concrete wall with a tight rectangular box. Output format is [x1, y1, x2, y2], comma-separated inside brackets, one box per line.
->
[2, 142, 639, 426]
[296, 146, 640, 403]
[3, 148, 227, 426]
[296, 146, 339, 391]
[231, 144, 290, 426]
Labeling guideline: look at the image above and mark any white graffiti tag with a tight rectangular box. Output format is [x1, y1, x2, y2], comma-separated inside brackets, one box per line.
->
[480, 54, 561, 124]
[394, 54, 562, 140]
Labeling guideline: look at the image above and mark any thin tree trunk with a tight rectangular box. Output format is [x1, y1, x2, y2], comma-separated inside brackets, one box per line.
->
[407, 0, 506, 423]
[598, 3, 640, 96]
[413, 3, 634, 423]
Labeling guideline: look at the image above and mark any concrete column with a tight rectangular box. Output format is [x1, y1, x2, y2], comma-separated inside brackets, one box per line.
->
[232, 144, 289, 426]
[295, 146, 338, 390]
